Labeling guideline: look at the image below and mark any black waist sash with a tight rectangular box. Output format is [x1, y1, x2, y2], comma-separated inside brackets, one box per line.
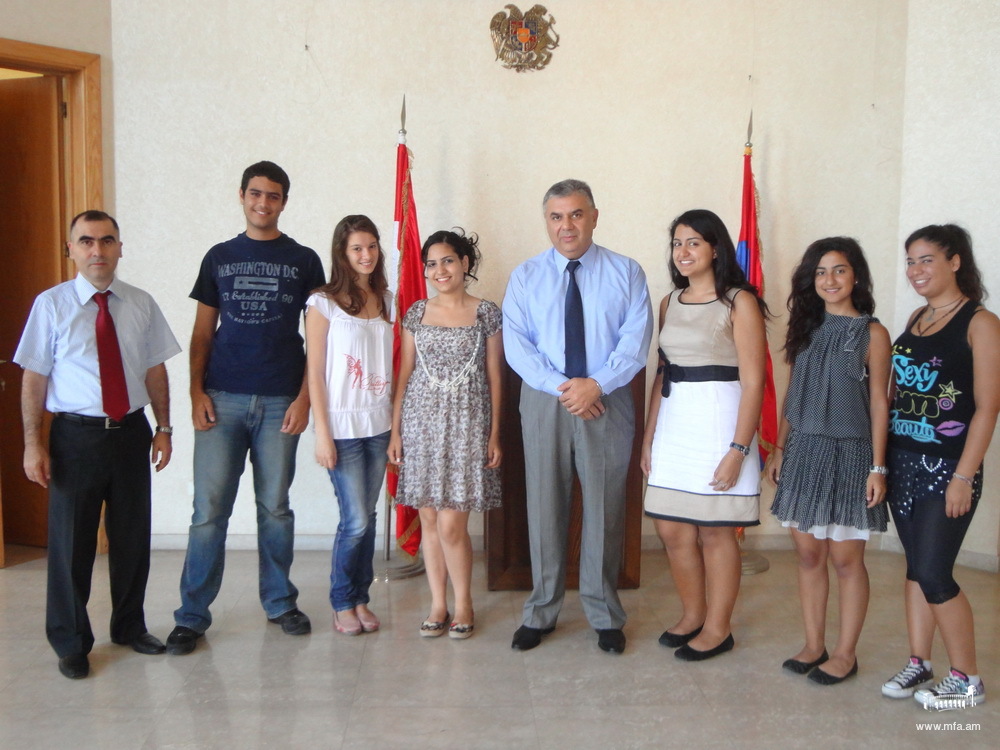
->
[657, 347, 739, 397]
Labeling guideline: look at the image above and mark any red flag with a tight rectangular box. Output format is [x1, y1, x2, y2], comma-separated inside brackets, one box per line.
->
[389, 130, 424, 557]
[736, 144, 779, 463]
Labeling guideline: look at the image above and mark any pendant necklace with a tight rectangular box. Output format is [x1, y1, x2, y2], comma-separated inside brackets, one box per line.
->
[916, 295, 964, 336]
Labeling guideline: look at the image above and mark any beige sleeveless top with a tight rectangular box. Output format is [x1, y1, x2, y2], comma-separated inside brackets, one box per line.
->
[658, 289, 739, 368]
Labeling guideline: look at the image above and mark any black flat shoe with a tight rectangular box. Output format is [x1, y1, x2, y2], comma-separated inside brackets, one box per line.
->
[674, 633, 735, 662]
[58, 653, 89, 679]
[782, 649, 829, 675]
[596, 628, 626, 654]
[808, 659, 858, 685]
[658, 625, 703, 649]
[511, 624, 555, 651]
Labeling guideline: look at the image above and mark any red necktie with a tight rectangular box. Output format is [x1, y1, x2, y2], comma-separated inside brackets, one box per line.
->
[93, 291, 130, 421]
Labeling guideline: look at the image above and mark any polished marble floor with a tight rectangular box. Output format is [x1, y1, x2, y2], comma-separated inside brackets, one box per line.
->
[0, 546, 996, 749]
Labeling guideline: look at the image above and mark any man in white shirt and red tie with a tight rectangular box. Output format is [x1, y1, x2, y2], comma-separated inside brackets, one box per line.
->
[14, 210, 181, 679]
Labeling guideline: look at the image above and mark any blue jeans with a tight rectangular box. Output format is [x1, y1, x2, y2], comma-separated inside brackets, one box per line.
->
[328, 431, 390, 611]
[175, 390, 300, 631]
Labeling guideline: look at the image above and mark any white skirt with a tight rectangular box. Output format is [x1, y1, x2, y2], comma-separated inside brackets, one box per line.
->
[645, 380, 761, 526]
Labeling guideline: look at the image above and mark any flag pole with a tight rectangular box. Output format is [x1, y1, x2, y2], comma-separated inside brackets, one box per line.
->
[381, 95, 424, 580]
[737, 112, 770, 575]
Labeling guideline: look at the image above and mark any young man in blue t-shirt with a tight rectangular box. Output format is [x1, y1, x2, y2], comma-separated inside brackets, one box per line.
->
[167, 161, 326, 655]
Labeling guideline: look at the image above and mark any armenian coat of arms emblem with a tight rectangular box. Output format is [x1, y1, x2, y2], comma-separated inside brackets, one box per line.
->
[490, 4, 560, 72]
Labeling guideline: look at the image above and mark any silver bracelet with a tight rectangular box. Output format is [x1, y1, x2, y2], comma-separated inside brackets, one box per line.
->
[952, 472, 974, 486]
[868, 465, 888, 475]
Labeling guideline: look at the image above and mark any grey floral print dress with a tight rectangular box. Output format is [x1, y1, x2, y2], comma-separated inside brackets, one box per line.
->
[397, 299, 503, 511]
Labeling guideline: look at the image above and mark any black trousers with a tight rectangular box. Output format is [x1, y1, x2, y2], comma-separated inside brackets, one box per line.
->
[46, 410, 152, 657]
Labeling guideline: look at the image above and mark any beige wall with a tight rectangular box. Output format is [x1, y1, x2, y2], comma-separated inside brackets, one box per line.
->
[885, 0, 1000, 568]
[107, 0, 915, 554]
[6, 1, 997, 567]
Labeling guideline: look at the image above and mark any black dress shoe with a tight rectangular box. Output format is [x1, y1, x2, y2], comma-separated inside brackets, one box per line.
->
[268, 608, 312, 635]
[597, 628, 626, 654]
[782, 649, 829, 675]
[114, 632, 166, 655]
[808, 659, 858, 685]
[674, 633, 735, 661]
[166, 625, 203, 655]
[658, 625, 703, 649]
[511, 625, 555, 651]
[58, 653, 89, 679]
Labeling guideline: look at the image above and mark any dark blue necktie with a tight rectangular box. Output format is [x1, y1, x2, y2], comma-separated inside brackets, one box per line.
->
[564, 260, 586, 378]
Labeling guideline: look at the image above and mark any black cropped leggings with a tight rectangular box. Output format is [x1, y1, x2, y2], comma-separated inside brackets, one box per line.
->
[888, 447, 981, 605]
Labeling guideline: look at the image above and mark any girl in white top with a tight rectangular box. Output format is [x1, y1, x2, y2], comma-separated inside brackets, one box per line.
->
[306, 215, 393, 636]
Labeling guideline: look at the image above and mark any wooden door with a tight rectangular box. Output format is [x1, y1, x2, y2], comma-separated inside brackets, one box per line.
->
[486, 365, 646, 590]
[0, 75, 65, 549]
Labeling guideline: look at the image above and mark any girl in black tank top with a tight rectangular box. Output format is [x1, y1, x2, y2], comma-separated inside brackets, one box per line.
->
[881, 225, 1000, 710]
[889, 300, 978, 459]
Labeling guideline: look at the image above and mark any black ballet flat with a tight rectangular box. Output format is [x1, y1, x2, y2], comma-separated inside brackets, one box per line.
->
[674, 633, 735, 662]
[808, 659, 858, 685]
[782, 649, 829, 675]
[658, 625, 703, 649]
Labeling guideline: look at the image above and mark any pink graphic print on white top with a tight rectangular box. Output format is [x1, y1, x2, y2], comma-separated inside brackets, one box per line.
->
[345, 354, 389, 395]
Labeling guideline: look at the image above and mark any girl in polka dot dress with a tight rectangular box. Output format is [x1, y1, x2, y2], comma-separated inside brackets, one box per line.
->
[767, 237, 891, 685]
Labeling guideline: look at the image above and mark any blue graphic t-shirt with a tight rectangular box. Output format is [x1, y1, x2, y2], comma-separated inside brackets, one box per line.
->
[191, 233, 326, 397]
[889, 301, 978, 460]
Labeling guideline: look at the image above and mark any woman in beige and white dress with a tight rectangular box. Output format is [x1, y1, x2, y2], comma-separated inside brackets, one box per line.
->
[641, 209, 768, 661]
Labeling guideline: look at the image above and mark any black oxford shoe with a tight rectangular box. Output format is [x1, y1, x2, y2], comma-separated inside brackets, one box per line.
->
[597, 628, 626, 654]
[58, 653, 89, 679]
[165, 625, 202, 655]
[511, 625, 555, 651]
[123, 632, 166, 655]
[268, 608, 312, 635]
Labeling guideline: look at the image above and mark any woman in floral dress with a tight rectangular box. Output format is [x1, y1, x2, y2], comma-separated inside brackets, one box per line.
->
[389, 229, 503, 640]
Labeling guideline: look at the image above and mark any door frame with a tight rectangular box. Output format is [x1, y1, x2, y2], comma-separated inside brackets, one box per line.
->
[0, 37, 103, 567]
[0, 37, 103, 215]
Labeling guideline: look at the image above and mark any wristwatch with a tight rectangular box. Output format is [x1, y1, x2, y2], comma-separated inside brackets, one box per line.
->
[155, 425, 174, 435]
[869, 465, 888, 475]
[729, 442, 751, 457]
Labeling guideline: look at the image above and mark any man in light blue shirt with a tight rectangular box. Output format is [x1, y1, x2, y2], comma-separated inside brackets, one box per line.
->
[15, 210, 181, 679]
[503, 179, 653, 654]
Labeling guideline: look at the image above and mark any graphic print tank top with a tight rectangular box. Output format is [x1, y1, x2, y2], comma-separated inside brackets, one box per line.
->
[889, 300, 978, 459]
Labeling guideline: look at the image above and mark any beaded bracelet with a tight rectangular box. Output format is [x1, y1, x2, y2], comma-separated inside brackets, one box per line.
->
[952, 472, 974, 487]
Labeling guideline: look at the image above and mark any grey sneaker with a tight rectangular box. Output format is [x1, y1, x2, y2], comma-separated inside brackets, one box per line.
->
[915, 670, 985, 709]
[882, 656, 934, 698]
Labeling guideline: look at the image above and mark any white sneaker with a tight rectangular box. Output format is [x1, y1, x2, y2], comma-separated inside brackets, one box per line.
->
[882, 656, 934, 699]
[915, 670, 985, 709]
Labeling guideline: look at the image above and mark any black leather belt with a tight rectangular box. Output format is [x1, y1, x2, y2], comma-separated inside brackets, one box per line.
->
[56, 410, 144, 430]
